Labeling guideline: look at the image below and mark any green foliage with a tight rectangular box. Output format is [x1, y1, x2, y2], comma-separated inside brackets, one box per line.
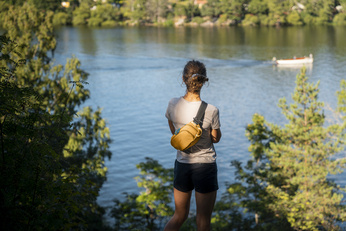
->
[242, 14, 260, 26]
[217, 14, 229, 24]
[191, 16, 204, 24]
[259, 13, 280, 26]
[1, 3, 112, 230]
[145, 0, 169, 23]
[111, 157, 174, 231]
[88, 3, 123, 27]
[247, 0, 268, 15]
[52, 12, 71, 26]
[102, 20, 119, 27]
[185, 2, 201, 19]
[266, 0, 290, 16]
[201, 0, 221, 18]
[333, 12, 346, 25]
[174, 3, 187, 17]
[287, 11, 303, 26]
[229, 68, 346, 230]
[72, 2, 91, 26]
[3, 0, 346, 27]
[211, 183, 256, 230]
[123, 0, 147, 22]
[337, 79, 346, 114]
[88, 17, 104, 27]
[301, 12, 317, 25]
[268, 68, 346, 230]
[219, 0, 247, 22]
[27, 0, 61, 11]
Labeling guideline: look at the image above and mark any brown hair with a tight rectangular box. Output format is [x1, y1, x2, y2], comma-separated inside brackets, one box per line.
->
[182, 60, 209, 93]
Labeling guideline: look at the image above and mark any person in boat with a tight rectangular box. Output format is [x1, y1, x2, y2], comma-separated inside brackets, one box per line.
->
[164, 60, 222, 231]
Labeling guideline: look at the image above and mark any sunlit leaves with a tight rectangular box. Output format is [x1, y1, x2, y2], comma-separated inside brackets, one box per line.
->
[226, 68, 346, 230]
[111, 157, 173, 230]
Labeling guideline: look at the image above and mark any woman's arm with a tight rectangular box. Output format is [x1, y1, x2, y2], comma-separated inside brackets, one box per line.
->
[168, 120, 175, 135]
[211, 128, 221, 143]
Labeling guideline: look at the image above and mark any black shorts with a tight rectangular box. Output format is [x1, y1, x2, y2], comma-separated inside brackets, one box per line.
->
[174, 160, 218, 193]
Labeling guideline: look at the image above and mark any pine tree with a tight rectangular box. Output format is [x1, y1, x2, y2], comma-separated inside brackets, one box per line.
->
[229, 67, 346, 230]
[266, 67, 346, 230]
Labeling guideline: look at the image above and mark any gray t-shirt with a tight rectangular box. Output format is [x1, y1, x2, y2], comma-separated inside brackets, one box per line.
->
[165, 97, 221, 164]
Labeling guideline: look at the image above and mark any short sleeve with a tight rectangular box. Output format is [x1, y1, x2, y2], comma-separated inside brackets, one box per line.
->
[211, 108, 220, 129]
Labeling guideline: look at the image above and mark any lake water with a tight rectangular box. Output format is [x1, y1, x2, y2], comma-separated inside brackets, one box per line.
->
[54, 26, 346, 217]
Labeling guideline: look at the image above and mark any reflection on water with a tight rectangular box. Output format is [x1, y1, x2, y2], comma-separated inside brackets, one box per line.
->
[54, 26, 346, 216]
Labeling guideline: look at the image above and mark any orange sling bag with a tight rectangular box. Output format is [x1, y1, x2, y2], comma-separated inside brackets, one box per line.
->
[170, 101, 207, 151]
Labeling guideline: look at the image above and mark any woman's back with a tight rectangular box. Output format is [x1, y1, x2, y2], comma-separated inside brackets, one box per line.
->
[166, 97, 220, 163]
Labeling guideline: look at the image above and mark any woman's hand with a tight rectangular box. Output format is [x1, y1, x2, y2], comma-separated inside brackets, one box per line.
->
[211, 128, 221, 143]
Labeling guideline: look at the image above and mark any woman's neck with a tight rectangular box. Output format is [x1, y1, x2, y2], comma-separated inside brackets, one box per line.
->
[183, 92, 201, 102]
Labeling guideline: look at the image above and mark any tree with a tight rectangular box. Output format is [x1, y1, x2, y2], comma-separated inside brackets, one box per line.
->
[0, 3, 112, 230]
[265, 0, 291, 25]
[28, 0, 61, 11]
[247, 0, 268, 15]
[123, 0, 147, 22]
[228, 68, 346, 230]
[201, 0, 222, 18]
[266, 68, 346, 230]
[286, 10, 303, 25]
[145, 0, 169, 23]
[72, 2, 91, 25]
[88, 3, 122, 27]
[219, 0, 248, 21]
[189, 1, 203, 19]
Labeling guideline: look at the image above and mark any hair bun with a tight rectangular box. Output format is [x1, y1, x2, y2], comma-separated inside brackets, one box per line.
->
[183, 60, 208, 93]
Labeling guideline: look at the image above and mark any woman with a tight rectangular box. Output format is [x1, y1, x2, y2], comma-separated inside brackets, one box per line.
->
[164, 60, 222, 231]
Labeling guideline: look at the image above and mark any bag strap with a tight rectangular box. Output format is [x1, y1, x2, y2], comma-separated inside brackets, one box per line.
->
[193, 101, 207, 126]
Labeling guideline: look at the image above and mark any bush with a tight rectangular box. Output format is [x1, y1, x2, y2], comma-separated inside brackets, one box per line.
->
[161, 19, 174, 27]
[301, 13, 316, 25]
[333, 13, 346, 25]
[286, 11, 303, 26]
[88, 17, 103, 27]
[260, 13, 278, 26]
[242, 14, 260, 26]
[315, 9, 330, 25]
[191, 16, 204, 24]
[72, 3, 90, 26]
[247, 0, 269, 15]
[101, 20, 117, 27]
[174, 4, 187, 17]
[217, 14, 228, 24]
[52, 12, 70, 26]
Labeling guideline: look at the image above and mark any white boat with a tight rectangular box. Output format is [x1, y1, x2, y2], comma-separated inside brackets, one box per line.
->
[273, 54, 313, 65]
